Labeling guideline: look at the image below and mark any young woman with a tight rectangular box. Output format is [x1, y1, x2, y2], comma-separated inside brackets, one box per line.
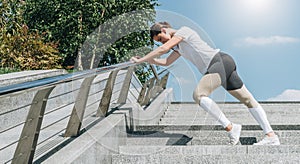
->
[130, 22, 280, 145]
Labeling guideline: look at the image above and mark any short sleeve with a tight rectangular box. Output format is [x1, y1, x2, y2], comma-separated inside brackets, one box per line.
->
[174, 26, 191, 39]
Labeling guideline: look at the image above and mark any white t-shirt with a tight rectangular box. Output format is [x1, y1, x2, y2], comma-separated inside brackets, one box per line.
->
[174, 26, 220, 74]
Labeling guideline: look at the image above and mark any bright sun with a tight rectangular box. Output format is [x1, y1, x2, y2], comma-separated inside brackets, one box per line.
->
[233, 0, 279, 26]
[241, 0, 271, 13]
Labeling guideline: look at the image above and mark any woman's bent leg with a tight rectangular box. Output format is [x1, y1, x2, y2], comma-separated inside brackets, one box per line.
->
[194, 73, 242, 145]
[193, 73, 230, 128]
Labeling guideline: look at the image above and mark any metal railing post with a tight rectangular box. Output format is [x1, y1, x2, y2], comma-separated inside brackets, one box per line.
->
[140, 77, 155, 106]
[96, 70, 119, 117]
[137, 70, 170, 106]
[64, 75, 96, 137]
[12, 86, 55, 164]
[150, 64, 159, 81]
[160, 72, 169, 89]
[117, 66, 134, 104]
[137, 80, 148, 105]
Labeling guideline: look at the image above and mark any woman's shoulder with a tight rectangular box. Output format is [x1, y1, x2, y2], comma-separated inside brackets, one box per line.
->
[175, 26, 195, 37]
[178, 26, 192, 31]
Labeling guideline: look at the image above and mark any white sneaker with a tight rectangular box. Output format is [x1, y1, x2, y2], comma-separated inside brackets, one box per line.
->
[228, 123, 242, 145]
[254, 135, 280, 145]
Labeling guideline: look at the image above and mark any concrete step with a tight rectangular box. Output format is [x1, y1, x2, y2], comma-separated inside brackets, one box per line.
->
[163, 130, 300, 138]
[126, 136, 300, 146]
[191, 137, 299, 145]
[112, 145, 300, 164]
[136, 125, 300, 131]
[118, 102, 299, 163]
[159, 114, 300, 125]
[119, 145, 300, 155]
[164, 107, 300, 116]
[163, 104, 300, 126]
[163, 110, 300, 117]
[126, 130, 300, 146]
[169, 103, 300, 111]
[112, 154, 300, 164]
[159, 120, 300, 126]
[128, 130, 300, 138]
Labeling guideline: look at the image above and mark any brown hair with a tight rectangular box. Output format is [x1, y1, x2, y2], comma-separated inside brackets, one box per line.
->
[150, 22, 171, 39]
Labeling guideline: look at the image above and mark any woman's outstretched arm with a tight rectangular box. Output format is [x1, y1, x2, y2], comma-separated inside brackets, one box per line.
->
[130, 36, 182, 64]
[148, 51, 181, 66]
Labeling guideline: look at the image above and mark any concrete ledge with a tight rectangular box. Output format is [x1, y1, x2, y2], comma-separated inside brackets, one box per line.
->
[42, 113, 127, 164]
[0, 69, 68, 87]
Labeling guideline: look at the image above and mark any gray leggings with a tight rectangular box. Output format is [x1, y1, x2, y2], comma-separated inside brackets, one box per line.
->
[193, 52, 259, 108]
[206, 52, 243, 90]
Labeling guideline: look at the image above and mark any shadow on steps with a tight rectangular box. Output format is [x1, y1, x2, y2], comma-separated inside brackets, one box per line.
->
[127, 131, 193, 145]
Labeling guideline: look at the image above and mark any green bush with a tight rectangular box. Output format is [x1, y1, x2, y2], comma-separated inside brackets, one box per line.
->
[0, 67, 21, 74]
[0, 25, 62, 70]
[0, 0, 62, 70]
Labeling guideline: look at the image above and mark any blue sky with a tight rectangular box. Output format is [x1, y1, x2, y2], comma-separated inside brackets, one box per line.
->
[154, 0, 300, 102]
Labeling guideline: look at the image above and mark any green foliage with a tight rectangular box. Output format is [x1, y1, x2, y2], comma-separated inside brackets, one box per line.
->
[1, 27, 61, 70]
[23, 0, 159, 82]
[0, 0, 62, 70]
[1, 0, 159, 83]
[0, 67, 21, 74]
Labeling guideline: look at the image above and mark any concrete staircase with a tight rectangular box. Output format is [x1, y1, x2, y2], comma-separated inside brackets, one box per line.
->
[112, 102, 300, 164]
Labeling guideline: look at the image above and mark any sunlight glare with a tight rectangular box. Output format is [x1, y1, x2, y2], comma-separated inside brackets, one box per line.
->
[242, 0, 271, 13]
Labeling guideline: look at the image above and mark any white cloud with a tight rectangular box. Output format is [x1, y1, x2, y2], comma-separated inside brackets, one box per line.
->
[268, 89, 300, 101]
[234, 36, 300, 46]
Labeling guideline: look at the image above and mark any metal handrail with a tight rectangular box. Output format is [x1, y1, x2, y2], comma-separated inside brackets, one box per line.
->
[0, 61, 136, 95]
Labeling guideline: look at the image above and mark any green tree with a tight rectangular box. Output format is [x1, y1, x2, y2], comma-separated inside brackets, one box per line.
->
[24, 0, 158, 70]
